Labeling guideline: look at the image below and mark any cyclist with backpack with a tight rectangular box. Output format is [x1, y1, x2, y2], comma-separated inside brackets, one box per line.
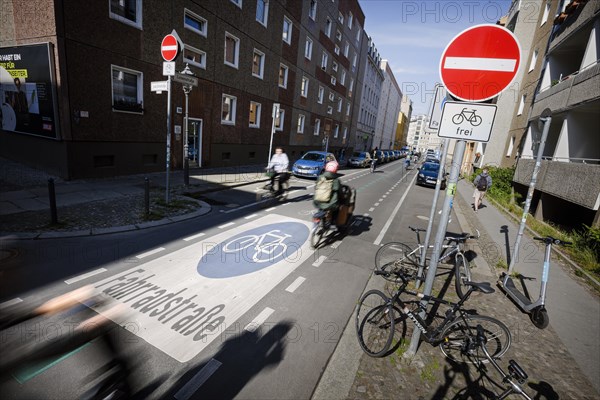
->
[473, 167, 492, 212]
[313, 161, 342, 219]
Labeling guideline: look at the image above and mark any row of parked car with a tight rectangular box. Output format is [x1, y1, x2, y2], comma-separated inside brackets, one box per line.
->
[347, 149, 405, 168]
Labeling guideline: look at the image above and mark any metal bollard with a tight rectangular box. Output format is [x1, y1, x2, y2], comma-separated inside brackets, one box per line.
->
[48, 178, 58, 224]
[144, 178, 150, 216]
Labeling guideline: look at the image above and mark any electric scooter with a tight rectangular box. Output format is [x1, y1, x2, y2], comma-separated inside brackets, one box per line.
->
[498, 236, 571, 329]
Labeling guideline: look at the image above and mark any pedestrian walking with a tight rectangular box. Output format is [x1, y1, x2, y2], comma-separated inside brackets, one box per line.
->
[473, 167, 492, 212]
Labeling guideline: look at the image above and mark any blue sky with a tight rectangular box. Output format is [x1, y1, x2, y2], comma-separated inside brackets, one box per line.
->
[358, 0, 512, 116]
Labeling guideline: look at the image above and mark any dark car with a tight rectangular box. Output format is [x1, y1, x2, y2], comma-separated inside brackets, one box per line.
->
[348, 151, 372, 168]
[417, 162, 446, 189]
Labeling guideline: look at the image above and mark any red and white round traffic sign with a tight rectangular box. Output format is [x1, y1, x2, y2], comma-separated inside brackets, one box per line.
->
[439, 24, 521, 102]
[161, 34, 179, 62]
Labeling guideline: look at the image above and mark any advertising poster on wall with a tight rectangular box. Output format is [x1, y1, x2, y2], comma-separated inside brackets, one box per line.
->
[0, 43, 59, 139]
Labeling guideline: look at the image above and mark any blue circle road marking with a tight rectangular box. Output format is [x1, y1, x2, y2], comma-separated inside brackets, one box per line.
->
[198, 222, 310, 278]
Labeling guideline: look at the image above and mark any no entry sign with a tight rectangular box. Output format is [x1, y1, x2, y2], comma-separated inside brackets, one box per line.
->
[439, 24, 521, 102]
[161, 34, 179, 62]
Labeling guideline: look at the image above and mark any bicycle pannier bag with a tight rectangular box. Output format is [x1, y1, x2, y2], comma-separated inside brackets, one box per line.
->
[476, 176, 488, 191]
[314, 176, 334, 202]
[337, 205, 349, 226]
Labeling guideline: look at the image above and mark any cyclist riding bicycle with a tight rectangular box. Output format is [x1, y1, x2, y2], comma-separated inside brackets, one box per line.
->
[265, 146, 289, 195]
[313, 161, 341, 220]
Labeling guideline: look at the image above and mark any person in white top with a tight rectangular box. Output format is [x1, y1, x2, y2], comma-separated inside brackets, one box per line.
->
[266, 146, 289, 194]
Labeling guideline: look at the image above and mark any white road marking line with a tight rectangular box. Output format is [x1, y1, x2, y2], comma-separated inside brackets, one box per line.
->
[378, 198, 383, 202]
[364, 213, 369, 217]
[174, 358, 222, 400]
[369, 207, 375, 212]
[136, 247, 166, 259]
[0, 297, 22, 309]
[183, 232, 206, 241]
[218, 222, 235, 229]
[65, 268, 107, 285]
[312, 255, 327, 267]
[383, 195, 387, 198]
[374, 172, 418, 245]
[374, 203, 380, 206]
[244, 214, 258, 219]
[330, 241, 341, 249]
[265, 207, 276, 211]
[244, 307, 275, 332]
[285, 277, 306, 293]
[444, 56, 517, 72]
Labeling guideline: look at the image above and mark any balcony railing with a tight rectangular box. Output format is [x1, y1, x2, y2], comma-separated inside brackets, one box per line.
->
[518, 155, 600, 165]
[537, 59, 599, 93]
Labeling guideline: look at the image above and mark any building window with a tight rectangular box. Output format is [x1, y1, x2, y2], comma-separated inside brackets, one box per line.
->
[344, 42, 349, 58]
[308, 0, 317, 20]
[279, 64, 288, 88]
[283, 16, 293, 44]
[337, 97, 342, 112]
[348, 12, 353, 29]
[336, 30, 342, 42]
[301, 76, 309, 97]
[517, 94, 526, 115]
[352, 53, 357, 71]
[329, 92, 335, 101]
[334, 45, 340, 55]
[340, 70, 346, 85]
[297, 114, 305, 133]
[183, 45, 206, 69]
[184, 9, 207, 37]
[221, 94, 237, 124]
[343, 127, 347, 140]
[252, 49, 265, 79]
[318, 86, 324, 103]
[332, 61, 338, 72]
[305, 37, 313, 59]
[327, 106, 333, 115]
[325, 17, 332, 37]
[528, 50, 538, 72]
[338, 11, 344, 24]
[355, 26, 361, 43]
[230, 0, 242, 8]
[541, 1, 550, 25]
[314, 118, 321, 135]
[275, 108, 285, 131]
[346, 103, 351, 116]
[111, 65, 143, 113]
[224, 32, 240, 68]
[331, 76, 336, 85]
[349, 78, 354, 94]
[256, 0, 268, 26]
[506, 136, 515, 157]
[249, 101, 261, 127]
[333, 124, 339, 138]
[110, 0, 142, 29]
[321, 52, 328, 69]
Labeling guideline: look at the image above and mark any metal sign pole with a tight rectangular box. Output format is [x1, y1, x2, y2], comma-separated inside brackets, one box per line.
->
[408, 139, 466, 356]
[165, 75, 172, 204]
[268, 103, 280, 165]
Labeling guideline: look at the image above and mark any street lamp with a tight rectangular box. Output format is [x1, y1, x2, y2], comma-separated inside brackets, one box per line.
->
[180, 63, 195, 186]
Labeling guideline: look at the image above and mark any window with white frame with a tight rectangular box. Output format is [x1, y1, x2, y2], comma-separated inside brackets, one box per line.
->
[111, 65, 143, 113]
[321, 52, 328, 69]
[256, 0, 268, 26]
[252, 49, 265, 78]
[541, 1, 550, 25]
[327, 106, 333, 114]
[338, 11, 344, 24]
[183, 45, 206, 69]
[334, 45, 340, 55]
[301, 76, 309, 97]
[221, 94, 237, 124]
[318, 86, 324, 103]
[328, 92, 335, 101]
[355, 26, 361, 43]
[506, 136, 515, 157]
[349, 78, 354, 94]
[352, 53, 357, 70]
[249, 101, 261, 127]
[343, 127, 347, 140]
[348, 12, 353, 29]
[309, 0, 317, 20]
[528, 50, 538, 72]
[297, 114, 305, 133]
[517, 94, 526, 115]
[314, 118, 321, 135]
[184, 9, 207, 37]
[279, 63, 288, 88]
[337, 97, 342, 112]
[325, 17, 332, 37]
[275, 108, 285, 131]
[230, 0, 242, 8]
[331, 76, 336, 85]
[332, 61, 338, 71]
[340, 70, 346, 85]
[305, 37, 313, 59]
[333, 124, 339, 138]
[344, 42, 349, 57]
[110, 0, 142, 29]
[224, 32, 240, 68]
[346, 102, 350, 116]
[283, 16, 293, 44]
[336, 30, 342, 41]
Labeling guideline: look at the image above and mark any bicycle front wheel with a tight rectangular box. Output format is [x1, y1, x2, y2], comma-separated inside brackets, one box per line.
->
[355, 290, 395, 357]
[310, 225, 324, 249]
[439, 314, 511, 363]
[454, 253, 471, 300]
[375, 242, 420, 278]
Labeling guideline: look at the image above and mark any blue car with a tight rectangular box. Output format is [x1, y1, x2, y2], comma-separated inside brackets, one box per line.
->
[417, 161, 447, 189]
[292, 151, 337, 178]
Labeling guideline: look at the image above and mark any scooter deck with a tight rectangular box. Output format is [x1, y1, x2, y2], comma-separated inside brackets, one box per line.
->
[502, 276, 532, 307]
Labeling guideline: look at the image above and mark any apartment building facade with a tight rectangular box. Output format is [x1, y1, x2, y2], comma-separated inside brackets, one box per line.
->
[374, 60, 402, 150]
[0, 0, 366, 178]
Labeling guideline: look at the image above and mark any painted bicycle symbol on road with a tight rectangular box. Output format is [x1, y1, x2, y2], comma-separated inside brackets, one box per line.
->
[452, 108, 482, 126]
[222, 229, 293, 263]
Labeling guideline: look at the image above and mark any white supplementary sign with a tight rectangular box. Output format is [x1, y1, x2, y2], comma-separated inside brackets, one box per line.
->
[428, 85, 447, 130]
[163, 62, 176, 76]
[438, 101, 497, 143]
[151, 81, 168, 92]
[91, 214, 314, 362]
[174, 72, 199, 87]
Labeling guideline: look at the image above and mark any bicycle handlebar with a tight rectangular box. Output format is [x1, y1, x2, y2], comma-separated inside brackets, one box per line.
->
[533, 236, 572, 246]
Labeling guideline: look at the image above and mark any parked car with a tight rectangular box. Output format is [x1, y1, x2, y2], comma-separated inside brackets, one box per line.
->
[417, 161, 446, 189]
[348, 151, 372, 168]
[292, 151, 337, 178]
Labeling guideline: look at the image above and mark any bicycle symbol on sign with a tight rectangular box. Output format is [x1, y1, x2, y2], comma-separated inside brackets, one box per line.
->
[452, 108, 482, 126]
[222, 229, 293, 263]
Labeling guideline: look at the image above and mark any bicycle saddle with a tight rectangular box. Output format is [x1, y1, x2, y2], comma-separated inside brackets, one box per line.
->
[409, 226, 426, 232]
[466, 281, 495, 294]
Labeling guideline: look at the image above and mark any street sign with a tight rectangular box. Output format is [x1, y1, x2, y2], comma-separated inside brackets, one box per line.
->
[151, 80, 168, 92]
[438, 101, 497, 142]
[428, 84, 447, 130]
[439, 24, 521, 102]
[173, 72, 198, 87]
[161, 34, 179, 62]
[163, 61, 175, 76]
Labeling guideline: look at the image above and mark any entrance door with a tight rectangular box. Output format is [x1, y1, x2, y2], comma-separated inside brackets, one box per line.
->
[187, 118, 203, 167]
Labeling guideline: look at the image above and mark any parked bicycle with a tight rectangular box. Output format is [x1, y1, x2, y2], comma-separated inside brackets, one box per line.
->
[375, 226, 479, 299]
[355, 268, 511, 360]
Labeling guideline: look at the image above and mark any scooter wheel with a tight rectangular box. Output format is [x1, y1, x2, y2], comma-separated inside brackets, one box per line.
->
[530, 306, 549, 329]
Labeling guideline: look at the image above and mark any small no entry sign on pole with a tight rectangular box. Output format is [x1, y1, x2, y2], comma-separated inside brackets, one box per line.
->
[161, 34, 179, 62]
